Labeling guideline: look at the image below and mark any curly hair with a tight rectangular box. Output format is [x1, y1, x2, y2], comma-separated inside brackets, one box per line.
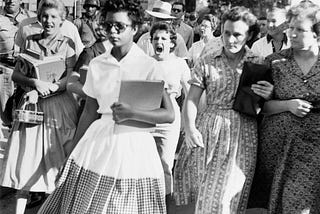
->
[200, 14, 219, 32]
[150, 22, 177, 52]
[287, 1, 320, 36]
[37, 0, 66, 21]
[100, 0, 144, 28]
[221, 6, 258, 36]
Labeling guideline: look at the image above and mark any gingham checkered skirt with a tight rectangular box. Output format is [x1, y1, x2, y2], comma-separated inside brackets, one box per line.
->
[38, 115, 166, 213]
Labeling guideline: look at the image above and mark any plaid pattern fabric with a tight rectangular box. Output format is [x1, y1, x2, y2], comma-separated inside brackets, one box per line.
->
[39, 160, 166, 214]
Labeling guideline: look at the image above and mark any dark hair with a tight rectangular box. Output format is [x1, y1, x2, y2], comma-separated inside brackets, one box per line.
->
[258, 16, 267, 20]
[200, 14, 219, 31]
[150, 22, 177, 52]
[101, 0, 144, 28]
[287, 1, 320, 36]
[172, 2, 185, 12]
[221, 6, 258, 36]
[37, 0, 66, 21]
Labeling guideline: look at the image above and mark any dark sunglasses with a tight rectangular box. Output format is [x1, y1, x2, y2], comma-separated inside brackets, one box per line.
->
[103, 21, 132, 33]
[172, 8, 182, 13]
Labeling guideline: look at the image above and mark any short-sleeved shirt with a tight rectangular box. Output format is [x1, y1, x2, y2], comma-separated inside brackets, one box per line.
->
[190, 46, 263, 108]
[251, 34, 291, 58]
[137, 31, 188, 59]
[174, 21, 194, 49]
[17, 33, 76, 79]
[15, 18, 84, 58]
[156, 55, 190, 97]
[83, 43, 164, 114]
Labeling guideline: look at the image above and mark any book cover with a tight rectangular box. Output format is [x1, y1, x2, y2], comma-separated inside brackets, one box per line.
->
[118, 80, 164, 128]
[19, 51, 65, 83]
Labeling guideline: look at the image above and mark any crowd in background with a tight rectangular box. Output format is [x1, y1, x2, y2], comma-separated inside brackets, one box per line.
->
[0, 0, 319, 213]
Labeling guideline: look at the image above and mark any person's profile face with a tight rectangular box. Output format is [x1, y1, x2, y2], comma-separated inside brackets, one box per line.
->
[221, 20, 249, 54]
[258, 19, 268, 35]
[267, 11, 287, 36]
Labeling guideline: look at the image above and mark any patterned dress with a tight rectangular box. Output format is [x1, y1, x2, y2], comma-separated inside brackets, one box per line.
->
[254, 48, 320, 213]
[174, 47, 263, 214]
[38, 44, 167, 214]
[0, 33, 78, 192]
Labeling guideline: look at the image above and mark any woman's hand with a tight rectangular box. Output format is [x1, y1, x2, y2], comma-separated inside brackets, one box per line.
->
[24, 90, 39, 104]
[111, 102, 133, 123]
[185, 127, 204, 149]
[251, 81, 274, 100]
[287, 99, 313, 117]
[34, 79, 53, 97]
[49, 83, 59, 93]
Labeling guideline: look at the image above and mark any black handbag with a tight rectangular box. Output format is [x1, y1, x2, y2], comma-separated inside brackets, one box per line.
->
[232, 61, 273, 117]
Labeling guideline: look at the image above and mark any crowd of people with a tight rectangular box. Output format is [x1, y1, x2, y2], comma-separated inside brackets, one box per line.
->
[0, 0, 319, 213]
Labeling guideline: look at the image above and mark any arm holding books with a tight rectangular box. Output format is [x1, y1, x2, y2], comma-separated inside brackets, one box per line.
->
[111, 89, 175, 125]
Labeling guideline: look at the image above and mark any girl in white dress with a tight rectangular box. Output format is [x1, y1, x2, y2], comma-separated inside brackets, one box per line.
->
[150, 22, 190, 200]
[38, 0, 174, 213]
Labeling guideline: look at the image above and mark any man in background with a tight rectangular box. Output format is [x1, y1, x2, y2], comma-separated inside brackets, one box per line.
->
[171, 1, 194, 49]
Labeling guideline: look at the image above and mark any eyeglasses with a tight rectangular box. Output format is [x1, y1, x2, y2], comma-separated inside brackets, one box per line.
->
[103, 21, 132, 33]
[172, 8, 182, 13]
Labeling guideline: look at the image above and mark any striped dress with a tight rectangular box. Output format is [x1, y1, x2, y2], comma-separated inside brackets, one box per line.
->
[174, 46, 263, 214]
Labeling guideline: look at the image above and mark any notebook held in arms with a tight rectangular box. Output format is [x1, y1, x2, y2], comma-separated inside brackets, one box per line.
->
[117, 80, 164, 128]
[19, 49, 65, 98]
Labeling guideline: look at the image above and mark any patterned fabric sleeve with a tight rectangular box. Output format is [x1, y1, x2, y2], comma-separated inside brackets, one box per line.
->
[188, 57, 206, 89]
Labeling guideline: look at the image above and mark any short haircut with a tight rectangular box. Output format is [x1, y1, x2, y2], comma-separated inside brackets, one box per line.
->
[221, 6, 258, 36]
[287, 1, 320, 36]
[172, 2, 185, 12]
[150, 22, 177, 52]
[101, 0, 143, 28]
[258, 16, 267, 20]
[37, 0, 66, 21]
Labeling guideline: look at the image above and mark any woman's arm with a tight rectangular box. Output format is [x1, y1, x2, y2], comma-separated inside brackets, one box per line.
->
[66, 70, 86, 98]
[111, 89, 175, 125]
[72, 96, 99, 145]
[183, 85, 204, 148]
[263, 99, 313, 117]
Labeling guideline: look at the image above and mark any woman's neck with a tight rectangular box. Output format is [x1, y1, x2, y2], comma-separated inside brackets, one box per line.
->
[202, 34, 214, 43]
[111, 41, 133, 61]
[293, 44, 319, 59]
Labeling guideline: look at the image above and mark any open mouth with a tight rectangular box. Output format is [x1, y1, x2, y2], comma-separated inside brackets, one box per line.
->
[155, 45, 163, 54]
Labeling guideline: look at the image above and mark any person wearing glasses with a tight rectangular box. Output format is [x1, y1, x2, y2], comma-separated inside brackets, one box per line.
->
[171, 1, 194, 49]
[38, 0, 174, 213]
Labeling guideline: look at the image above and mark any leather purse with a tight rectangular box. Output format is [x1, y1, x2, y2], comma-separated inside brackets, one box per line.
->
[232, 61, 273, 117]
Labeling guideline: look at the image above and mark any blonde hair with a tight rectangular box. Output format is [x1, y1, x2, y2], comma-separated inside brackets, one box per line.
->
[37, 0, 66, 21]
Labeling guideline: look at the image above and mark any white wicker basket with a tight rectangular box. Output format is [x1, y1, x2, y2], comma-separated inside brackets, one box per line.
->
[14, 102, 44, 124]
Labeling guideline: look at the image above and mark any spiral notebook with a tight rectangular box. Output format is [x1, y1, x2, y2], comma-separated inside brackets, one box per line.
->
[118, 80, 164, 128]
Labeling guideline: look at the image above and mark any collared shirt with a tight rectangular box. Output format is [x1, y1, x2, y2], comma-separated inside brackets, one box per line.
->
[190, 46, 264, 108]
[251, 33, 291, 58]
[137, 31, 188, 59]
[83, 43, 164, 114]
[174, 21, 194, 49]
[15, 17, 84, 58]
[188, 37, 223, 68]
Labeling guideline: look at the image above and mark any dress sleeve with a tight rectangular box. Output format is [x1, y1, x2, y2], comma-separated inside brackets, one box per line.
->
[188, 58, 206, 89]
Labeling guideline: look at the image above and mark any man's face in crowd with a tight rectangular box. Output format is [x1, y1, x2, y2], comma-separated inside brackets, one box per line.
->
[171, 4, 184, 19]
[5, 0, 20, 14]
